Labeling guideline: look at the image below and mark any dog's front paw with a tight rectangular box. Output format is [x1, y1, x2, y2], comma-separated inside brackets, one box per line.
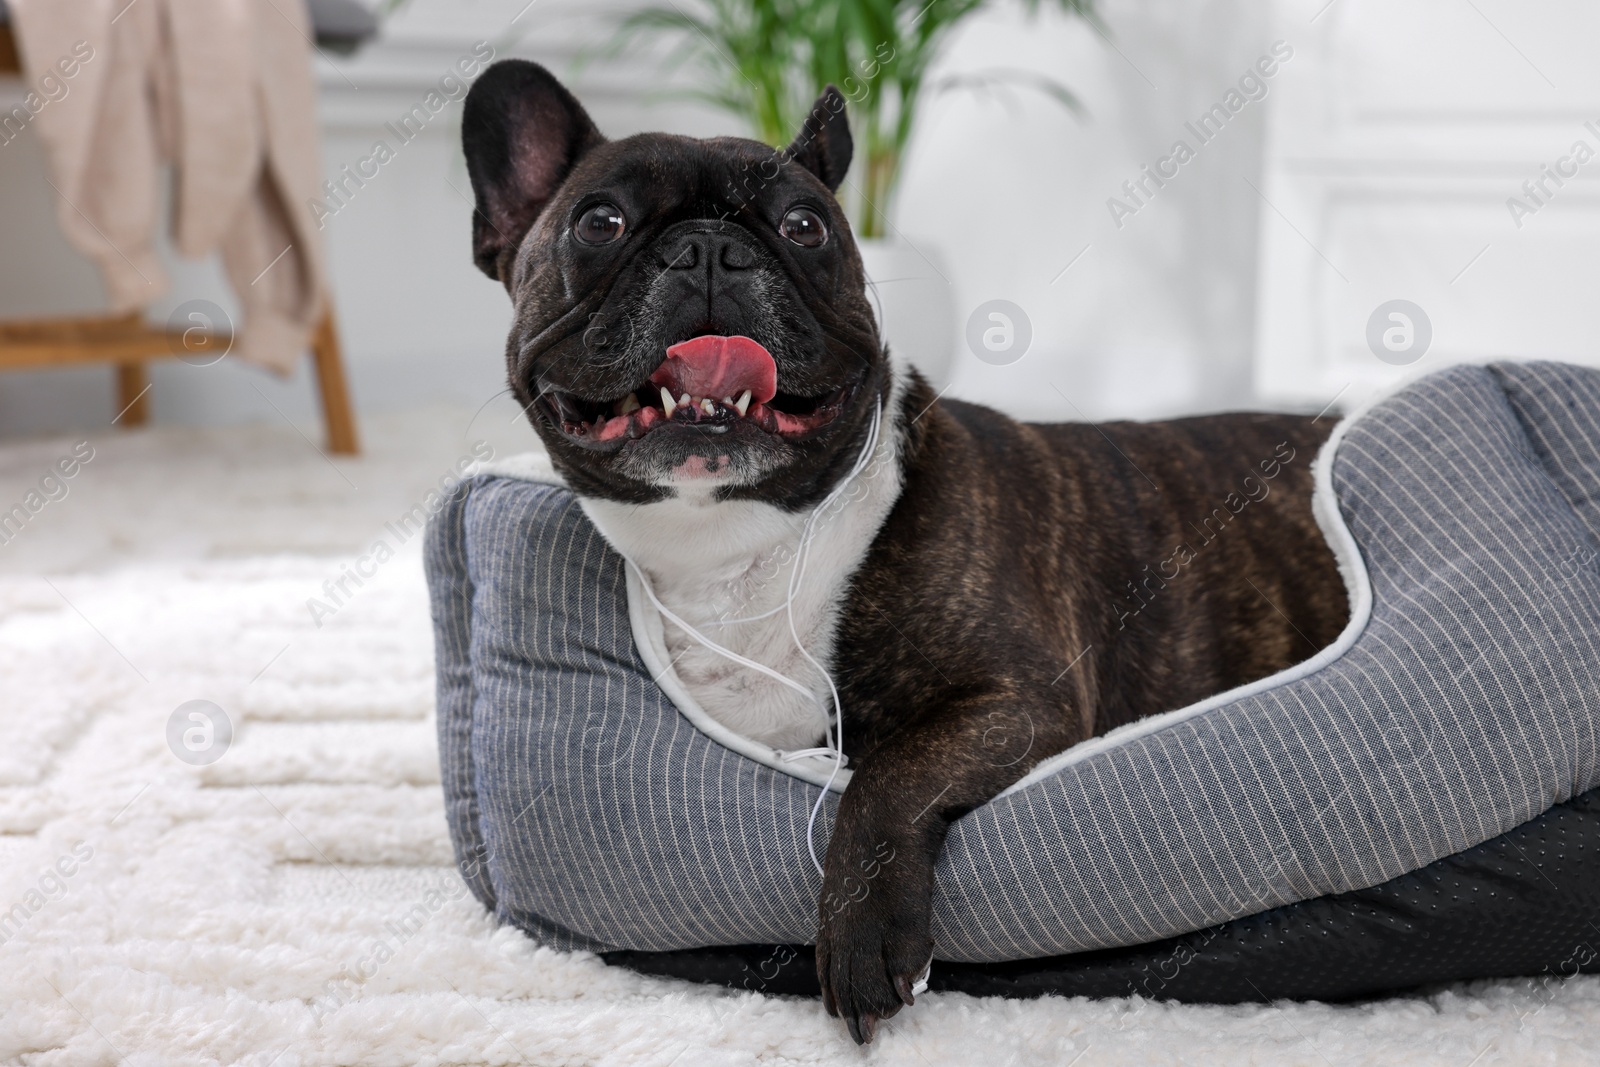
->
[815, 844, 933, 1045]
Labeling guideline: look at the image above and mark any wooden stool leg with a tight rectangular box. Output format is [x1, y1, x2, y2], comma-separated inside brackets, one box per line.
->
[114, 362, 150, 426]
[310, 309, 359, 455]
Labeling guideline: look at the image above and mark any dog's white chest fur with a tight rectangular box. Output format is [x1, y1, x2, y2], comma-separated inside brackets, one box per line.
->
[579, 407, 903, 750]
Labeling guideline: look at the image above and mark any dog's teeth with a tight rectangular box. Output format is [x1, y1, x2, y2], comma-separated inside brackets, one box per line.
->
[680, 392, 692, 410]
[700, 398, 716, 416]
[593, 413, 606, 431]
[660, 387, 677, 418]
[619, 393, 640, 415]
[735, 390, 751, 417]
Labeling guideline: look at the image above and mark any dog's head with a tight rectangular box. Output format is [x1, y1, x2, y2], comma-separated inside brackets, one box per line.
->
[462, 60, 888, 507]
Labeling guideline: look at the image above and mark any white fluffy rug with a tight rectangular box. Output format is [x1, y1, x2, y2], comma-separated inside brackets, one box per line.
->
[2, 418, 1598, 1066]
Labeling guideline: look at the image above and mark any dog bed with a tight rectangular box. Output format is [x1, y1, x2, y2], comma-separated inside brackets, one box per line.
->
[607, 781, 1600, 1000]
[427, 361, 1600, 986]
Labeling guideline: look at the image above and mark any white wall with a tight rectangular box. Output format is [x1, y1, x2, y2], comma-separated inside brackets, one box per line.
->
[0, 0, 1280, 440]
[1254, 0, 1600, 412]
[904, 0, 1278, 420]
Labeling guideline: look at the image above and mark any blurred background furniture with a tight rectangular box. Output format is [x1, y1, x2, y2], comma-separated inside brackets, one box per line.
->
[0, 1, 376, 453]
[4, 0, 1596, 443]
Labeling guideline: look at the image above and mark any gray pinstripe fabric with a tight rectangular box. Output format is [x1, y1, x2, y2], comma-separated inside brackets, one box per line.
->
[428, 362, 1600, 962]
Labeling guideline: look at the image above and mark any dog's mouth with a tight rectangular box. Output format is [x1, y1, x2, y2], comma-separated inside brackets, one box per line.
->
[541, 335, 855, 449]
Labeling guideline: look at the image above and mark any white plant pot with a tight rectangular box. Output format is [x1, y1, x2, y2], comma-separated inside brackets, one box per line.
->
[855, 237, 955, 388]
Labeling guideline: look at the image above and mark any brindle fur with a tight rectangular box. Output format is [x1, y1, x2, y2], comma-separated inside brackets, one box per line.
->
[818, 378, 1345, 1036]
[461, 60, 1347, 1045]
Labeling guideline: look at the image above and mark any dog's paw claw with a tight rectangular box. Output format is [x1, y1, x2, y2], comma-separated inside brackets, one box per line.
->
[816, 917, 929, 1045]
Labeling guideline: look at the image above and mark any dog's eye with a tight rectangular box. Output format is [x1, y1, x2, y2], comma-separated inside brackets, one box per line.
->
[779, 206, 827, 248]
[574, 203, 626, 245]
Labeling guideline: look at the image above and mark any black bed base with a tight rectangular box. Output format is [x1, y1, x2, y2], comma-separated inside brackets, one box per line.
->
[604, 787, 1600, 1003]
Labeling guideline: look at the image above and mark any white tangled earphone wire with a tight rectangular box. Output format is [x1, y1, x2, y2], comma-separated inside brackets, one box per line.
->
[624, 398, 884, 876]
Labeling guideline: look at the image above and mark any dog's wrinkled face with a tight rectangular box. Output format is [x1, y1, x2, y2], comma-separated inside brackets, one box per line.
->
[462, 61, 888, 508]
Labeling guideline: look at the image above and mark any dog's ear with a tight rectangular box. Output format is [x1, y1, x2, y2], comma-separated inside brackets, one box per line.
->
[462, 60, 606, 282]
[785, 86, 853, 192]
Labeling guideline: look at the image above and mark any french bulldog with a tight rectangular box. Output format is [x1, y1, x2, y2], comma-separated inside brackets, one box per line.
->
[461, 59, 1348, 1044]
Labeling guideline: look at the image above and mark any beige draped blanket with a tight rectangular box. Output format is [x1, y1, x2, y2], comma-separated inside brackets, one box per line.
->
[9, 0, 329, 374]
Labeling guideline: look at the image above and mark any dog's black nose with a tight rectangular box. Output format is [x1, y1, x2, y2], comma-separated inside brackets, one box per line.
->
[661, 230, 757, 272]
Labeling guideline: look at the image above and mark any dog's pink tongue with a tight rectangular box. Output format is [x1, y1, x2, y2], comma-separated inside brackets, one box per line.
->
[651, 336, 777, 403]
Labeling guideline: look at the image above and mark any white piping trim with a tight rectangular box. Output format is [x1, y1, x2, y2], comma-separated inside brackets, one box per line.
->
[995, 356, 1557, 796]
[467, 450, 564, 485]
[479, 396, 1369, 798]
[471, 434, 868, 792]
[616, 373, 905, 794]
[995, 377, 1405, 798]
[480, 359, 1510, 798]
[627, 563, 854, 790]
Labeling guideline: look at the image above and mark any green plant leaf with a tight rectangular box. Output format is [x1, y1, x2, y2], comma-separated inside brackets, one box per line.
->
[600, 0, 1096, 234]
[930, 69, 1086, 116]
